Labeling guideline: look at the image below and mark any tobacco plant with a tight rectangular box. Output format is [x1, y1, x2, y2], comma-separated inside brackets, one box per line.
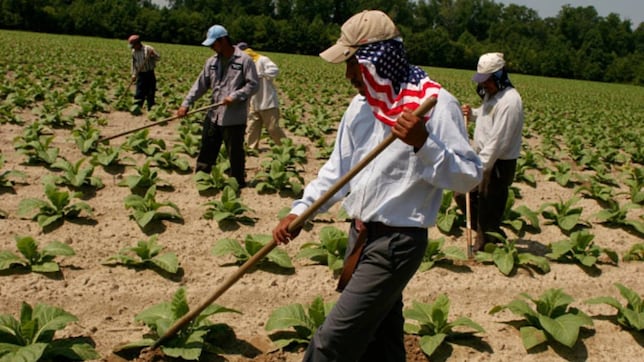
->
[592, 200, 644, 236]
[194, 162, 238, 193]
[0, 235, 75, 273]
[202, 186, 254, 224]
[265, 138, 308, 168]
[71, 118, 101, 155]
[574, 177, 615, 203]
[544, 162, 575, 188]
[265, 296, 335, 349]
[253, 159, 304, 195]
[540, 196, 588, 233]
[418, 237, 467, 272]
[212, 234, 293, 269]
[546, 230, 618, 267]
[45, 157, 104, 190]
[501, 189, 540, 237]
[14, 135, 60, 165]
[586, 283, 643, 331]
[475, 233, 550, 276]
[90, 143, 123, 167]
[122, 129, 166, 156]
[296, 226, 348, 272]
[118, 160, 169, 190]
[622, 243, 644, 261]
[436, 190, 464, 235]
[0, 153, 26, 189]
[123, 288, 241, 360]
[490, 288, 593, 350]
[103, 235, 179, 275]
[17, 183, 94, 229]
[622, 166, 643, 205]
[404, 294, 485, 357]
[173, 128, 201, 157]
[124, 185, 183, 229]
[152, 150, 191, 173]
[0, 302, 100, 361]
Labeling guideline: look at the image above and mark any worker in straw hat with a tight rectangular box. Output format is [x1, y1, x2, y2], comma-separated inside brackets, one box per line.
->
[128, 34, 160, 111]
[456, 52, 524, 251]
[273, 10, 481, 361]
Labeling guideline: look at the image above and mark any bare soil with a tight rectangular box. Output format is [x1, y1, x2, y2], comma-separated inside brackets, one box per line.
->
[0, 108, 642, 362]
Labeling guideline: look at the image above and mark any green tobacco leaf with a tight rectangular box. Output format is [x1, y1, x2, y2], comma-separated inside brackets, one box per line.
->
[41, 241, 75, 257]
[538, 313, 586, 348]
[493, 248, 515, 275]
[520, 326, 547, 350]
[0, 343, 47, 362]
[621, 309, 644, 330]
[267, 248, 293, 269]
[0, 251, 26, 270]
[16, 236, 38, 261]
[211, 239, 248, 261]
[419, 333, 446, 357]
[46, 338, 100, 360]
[37, 214, 62, 228]
[449, 316, 485, 333]
[30, 262, 60, 273]
[31, 304, 78, 343]
[151, 253, 179, 274]
[134, 302, 172, 327]
[265, 304, 309, 332]
[18, 199, 48, 217]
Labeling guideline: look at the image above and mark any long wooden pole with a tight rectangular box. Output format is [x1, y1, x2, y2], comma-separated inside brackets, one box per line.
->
[464, 114, 474, 258]
[99, 103, 223, 142]
[147, 96, 438, 351]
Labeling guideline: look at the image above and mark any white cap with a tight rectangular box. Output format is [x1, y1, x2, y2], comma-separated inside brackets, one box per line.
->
[472, 52, 505, 83]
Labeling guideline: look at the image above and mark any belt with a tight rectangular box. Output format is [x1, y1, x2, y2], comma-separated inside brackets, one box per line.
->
[336, 220, 423, 291]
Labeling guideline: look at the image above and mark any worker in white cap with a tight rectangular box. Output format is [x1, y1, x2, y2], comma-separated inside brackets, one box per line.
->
[457, 52, 524, 251]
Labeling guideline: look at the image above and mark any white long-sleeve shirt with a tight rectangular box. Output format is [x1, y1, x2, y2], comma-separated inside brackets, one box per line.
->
[471, 87, 523, 171]
[250, 55, 280, 111]
[290, 89, 482, 228]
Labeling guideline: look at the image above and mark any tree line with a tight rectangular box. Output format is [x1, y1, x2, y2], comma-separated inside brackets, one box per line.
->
[1, 0, 642, 84]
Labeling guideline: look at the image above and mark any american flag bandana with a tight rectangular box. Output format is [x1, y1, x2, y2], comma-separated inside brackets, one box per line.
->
[356, 39, 441, 126]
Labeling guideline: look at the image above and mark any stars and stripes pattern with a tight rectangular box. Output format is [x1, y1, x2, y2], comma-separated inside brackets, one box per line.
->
[356, 39, 441, 126]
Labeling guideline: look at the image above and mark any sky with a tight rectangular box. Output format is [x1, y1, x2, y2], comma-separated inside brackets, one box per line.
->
[496, 0, 643, 26]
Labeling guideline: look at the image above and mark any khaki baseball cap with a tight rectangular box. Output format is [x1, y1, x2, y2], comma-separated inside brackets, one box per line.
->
[319, 10, 400, 63]
[472, 52, 505, 83]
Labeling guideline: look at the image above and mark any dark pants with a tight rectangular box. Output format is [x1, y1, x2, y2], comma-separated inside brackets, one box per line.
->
[303, 221, 427, 362]
[134, 71, 156, 110]
[197, 119, 246, 186]
[455, 158, 517, 246]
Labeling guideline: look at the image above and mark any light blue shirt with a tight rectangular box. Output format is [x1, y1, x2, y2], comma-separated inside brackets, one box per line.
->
[291, 89, 482, 228]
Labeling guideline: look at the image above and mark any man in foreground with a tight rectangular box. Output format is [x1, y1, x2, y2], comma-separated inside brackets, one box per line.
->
[457, 52, 524, 251]
[176, 25, 258, 187]
[273, 10, 481, 361]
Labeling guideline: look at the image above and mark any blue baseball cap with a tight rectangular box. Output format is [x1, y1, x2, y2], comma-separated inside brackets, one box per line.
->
[202, 25, 228, 46]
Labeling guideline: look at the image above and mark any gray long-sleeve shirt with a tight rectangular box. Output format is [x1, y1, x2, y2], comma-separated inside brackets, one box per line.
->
[182, 47, 258, 126]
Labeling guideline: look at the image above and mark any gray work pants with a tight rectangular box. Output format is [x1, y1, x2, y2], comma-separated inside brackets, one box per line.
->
[303, 222, 428, 362]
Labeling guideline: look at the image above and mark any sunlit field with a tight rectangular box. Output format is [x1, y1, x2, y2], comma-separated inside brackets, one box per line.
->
[1, 29, 642, 361]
